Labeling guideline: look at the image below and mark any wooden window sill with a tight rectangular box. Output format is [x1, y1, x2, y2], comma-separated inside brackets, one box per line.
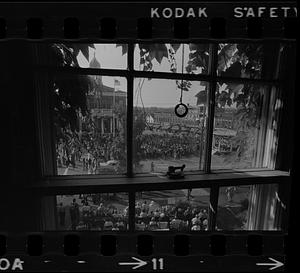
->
[27, 169, 290, 195]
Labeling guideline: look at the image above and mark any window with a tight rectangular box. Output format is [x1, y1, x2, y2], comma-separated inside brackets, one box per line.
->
[135, 188, 210, 232]
[34, 42, 293, 232]
[56, 193, 129, 231]
[216, 184, 279, 231]
[133, 78, 208, 173]
[212, 83, 266, 169]
[53, 74, 127, 175]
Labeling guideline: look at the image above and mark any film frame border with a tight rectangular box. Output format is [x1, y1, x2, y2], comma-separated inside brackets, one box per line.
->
[0, 2, 297, 40]
[0, 1, 296, 272]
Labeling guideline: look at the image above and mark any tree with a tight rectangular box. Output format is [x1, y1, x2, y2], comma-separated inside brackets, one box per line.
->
[117, 43, 203, 92]
[117, 44, 180, 71]
[46, 44, 96, 170]
[49, 43, 95, 131]
[215, 44, 263, 166]
[186, 44, 210, 74]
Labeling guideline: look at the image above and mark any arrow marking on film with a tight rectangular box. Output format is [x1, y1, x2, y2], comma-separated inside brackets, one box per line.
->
[256, 257, 284, 270]
[119, 257, 147, 270]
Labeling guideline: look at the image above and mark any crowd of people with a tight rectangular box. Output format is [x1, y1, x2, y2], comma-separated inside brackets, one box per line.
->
[57, 188, 251, 232]
[57, 196, 128, 231]
[135, 200, 209, 231]
[56, 127, 205, 174]
[137, 133, 202, 160]
[56, 132, 126, 173]
[57, 195, 210, 232]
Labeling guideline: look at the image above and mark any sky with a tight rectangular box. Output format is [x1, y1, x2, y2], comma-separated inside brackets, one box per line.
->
[77, 44, 206, 108]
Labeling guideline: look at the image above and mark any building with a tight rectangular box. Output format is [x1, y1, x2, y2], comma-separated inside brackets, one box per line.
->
[145, 106, 204, 130]
[213, 108, 237, 153]
[144, 103, 237, 152]
[85, 54, 127, 135]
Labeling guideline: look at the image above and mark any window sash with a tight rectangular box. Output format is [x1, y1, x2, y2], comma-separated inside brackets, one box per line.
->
[35, 42, 281, 178]
[36, 65, 280, 86]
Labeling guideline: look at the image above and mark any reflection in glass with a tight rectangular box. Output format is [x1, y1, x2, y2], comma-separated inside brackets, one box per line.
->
[56, 193, 129, 231]
[217, 44, 263, 79]
[134, 44, 209, 74]
[135, 189, 210, 231]
[216, 184, 280, 231]
[53, 74, 127, 175]
[211, 82, 265, 169]
[133, 78, 208, 173]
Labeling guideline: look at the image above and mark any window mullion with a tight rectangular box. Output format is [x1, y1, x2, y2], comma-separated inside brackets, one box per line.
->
[204, 43, 218, 173]
[208, 185, 219, 231]
[40, 65, 279, 86]
[128, 191, 136, 232]
[206, 44, 219, 231]
[127, 43, 135, 231]
[127, 43, 134, 177]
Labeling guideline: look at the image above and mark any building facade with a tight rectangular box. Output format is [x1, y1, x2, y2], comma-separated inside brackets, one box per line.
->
[146, 106, 205, 131]
[86, 54, 126, 135]
[213, 108, 237, 153]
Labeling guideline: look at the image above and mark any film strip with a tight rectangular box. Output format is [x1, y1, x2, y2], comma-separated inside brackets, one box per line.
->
[0, 233, 287, 271]
[0, 1, 296, 272]
[0, 2, 297, 39]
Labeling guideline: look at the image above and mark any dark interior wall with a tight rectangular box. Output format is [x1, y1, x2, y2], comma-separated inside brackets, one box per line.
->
[275, 43, 296, 172]
[1, 41, 41, 231]
[275, 43, 296, 235]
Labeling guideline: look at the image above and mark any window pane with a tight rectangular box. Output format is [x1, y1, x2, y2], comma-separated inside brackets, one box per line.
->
[135, 44, 209, 74]
[56, 193, 129, 231]
[51, 43, 127, 70]
[133, 78, 209, 174]
[211, 82, 266, 169]
[217, 43, 263, 79]
[135, 188, 210, 231]
[216, 184, 280, 230]
[53, 74, 127, 175]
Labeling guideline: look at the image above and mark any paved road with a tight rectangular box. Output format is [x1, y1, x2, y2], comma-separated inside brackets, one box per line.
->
[57, 153, 253, 176]
[137, 154, 252, 174]
[57, 159, 116, 175]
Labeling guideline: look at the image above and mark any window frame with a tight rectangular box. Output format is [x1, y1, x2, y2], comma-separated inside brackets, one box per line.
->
[32, 40, 292, 232]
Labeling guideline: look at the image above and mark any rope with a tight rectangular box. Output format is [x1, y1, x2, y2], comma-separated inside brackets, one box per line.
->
[180, 44, 185, 103]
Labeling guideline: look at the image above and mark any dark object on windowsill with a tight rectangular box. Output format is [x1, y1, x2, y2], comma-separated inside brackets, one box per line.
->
[167, 164, 186, 179]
